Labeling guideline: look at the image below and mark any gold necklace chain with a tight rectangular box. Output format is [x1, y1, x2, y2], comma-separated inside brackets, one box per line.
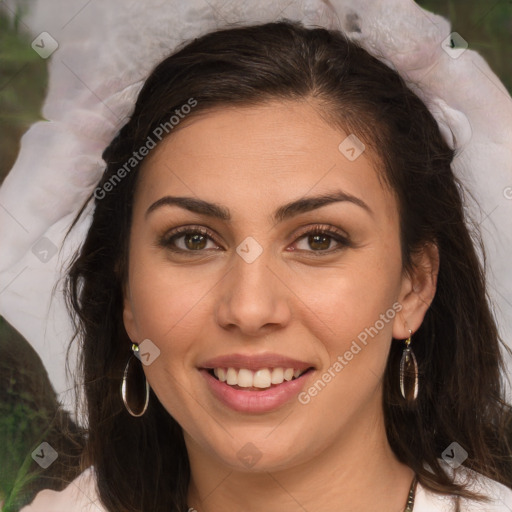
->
[404, 475, 418, 512]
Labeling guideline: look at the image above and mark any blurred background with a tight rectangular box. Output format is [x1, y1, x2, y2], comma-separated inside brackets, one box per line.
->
[0, 1, 511, 510]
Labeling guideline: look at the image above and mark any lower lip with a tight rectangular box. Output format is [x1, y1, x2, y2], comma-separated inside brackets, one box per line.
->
[200, 369, 313, 413]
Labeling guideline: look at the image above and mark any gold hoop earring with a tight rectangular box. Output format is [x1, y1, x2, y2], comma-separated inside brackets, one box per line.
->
[400, 329, 418, 403]
[121, 343, 150, 417]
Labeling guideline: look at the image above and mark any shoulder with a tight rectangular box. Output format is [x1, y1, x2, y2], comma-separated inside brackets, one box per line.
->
[20, 467, 106, 512]
[414, 460, 512, 511]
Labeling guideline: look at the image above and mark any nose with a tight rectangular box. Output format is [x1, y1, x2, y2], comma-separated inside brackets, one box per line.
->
[215, 246, 292, 337]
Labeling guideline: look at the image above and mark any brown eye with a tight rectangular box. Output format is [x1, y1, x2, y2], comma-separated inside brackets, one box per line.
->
[159, 227, 220, 253]
[293, 225, 352, 254]
[182, 232, 208, 250]
[306, 233, 332, 251]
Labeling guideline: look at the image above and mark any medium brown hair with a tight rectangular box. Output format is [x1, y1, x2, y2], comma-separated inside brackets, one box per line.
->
[65, 20, 512, 511]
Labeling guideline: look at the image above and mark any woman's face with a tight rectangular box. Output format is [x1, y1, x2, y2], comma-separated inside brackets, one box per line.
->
[123, 99, 436, 472]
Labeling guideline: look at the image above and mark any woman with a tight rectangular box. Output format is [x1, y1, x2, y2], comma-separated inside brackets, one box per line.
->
[21, 20, 512, 512]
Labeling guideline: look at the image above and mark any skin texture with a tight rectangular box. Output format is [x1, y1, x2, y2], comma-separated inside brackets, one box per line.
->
[123, 99, 439, 511]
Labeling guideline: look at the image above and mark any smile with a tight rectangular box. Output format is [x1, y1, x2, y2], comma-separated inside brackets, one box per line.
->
[199, 368, 316, 414]
[208, 367, 310, 390]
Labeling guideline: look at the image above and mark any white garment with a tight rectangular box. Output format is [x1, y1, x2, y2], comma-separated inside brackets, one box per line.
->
[20, 462, 512, 512]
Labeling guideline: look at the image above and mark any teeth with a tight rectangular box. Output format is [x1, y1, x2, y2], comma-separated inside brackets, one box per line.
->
[253, 369, 271, 388]
[238, 369, 254, 388]
[226, 367, 238, 385]
[211, 367, 306, 389]
[270, 367, 284, 384]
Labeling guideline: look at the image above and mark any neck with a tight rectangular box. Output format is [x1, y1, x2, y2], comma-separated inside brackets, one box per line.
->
[185, 400, 415, 512]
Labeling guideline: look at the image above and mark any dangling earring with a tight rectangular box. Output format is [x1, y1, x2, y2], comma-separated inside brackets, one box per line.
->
[121, 343, 150, 417]
[400, 329, 419, 403]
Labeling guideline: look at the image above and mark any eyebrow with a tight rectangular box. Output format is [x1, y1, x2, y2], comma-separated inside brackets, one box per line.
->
[145, 190, 373, 223]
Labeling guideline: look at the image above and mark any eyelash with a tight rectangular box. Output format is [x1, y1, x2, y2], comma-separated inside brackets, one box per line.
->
[158, 224, 352, 256]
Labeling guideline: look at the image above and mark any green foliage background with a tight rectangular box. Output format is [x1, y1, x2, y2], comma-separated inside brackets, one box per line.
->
[0, 0, 510, 509]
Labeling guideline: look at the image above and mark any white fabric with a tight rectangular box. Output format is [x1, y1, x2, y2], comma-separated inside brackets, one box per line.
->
[18, 462, 512, 511]
[20, 467, 103, 512]
[1, 0, 511, 409]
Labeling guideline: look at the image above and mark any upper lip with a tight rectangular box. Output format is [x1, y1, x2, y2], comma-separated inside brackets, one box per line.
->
[199, 353, 314, 371]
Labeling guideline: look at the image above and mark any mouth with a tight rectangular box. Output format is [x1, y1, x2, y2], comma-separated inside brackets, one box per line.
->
[204, 366, 315, 391]
[198, 353, 316, 412]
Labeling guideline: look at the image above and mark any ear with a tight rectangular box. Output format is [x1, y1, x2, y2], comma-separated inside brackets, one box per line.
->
[392, 241, 440, 339]
[123, 282, 139, 342]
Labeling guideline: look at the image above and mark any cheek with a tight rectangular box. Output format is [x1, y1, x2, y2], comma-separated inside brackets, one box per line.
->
[126, 250, 211, 420]
[127, 244, 213, 341]
[289, 246, 403, 393]
[298, 250, 401, 338]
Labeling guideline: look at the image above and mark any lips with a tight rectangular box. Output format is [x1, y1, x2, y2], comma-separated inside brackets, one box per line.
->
[199, 353, 313, 372]
[198, 353, 315, 413]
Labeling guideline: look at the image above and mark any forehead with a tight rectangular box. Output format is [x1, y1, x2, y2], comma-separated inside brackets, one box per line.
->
[135, 100, 397, 225]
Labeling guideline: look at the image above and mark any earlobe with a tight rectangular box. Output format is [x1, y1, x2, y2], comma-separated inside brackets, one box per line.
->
[392, 241, 440, 339]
